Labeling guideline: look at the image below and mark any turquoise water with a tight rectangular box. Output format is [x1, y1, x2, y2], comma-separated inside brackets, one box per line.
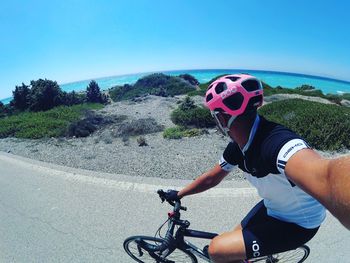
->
[2, 69, 350, 104]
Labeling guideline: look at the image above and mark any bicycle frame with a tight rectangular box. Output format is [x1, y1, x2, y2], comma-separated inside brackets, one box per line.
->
[125, 191, 311, 263]
[175, 227, 218, 262]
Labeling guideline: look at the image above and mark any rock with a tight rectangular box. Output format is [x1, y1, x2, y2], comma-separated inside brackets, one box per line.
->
[340, 99, 350, 107]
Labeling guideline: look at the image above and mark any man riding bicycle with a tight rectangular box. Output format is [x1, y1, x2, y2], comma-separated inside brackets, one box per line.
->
[163, 73, 350, 263]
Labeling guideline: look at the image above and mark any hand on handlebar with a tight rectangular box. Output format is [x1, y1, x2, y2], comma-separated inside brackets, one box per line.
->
[157, 189, 187, 211]
[163, 190, 180, 202]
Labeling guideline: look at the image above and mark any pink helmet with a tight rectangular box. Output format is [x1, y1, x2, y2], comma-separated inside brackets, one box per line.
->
[205, 73, 263, 116]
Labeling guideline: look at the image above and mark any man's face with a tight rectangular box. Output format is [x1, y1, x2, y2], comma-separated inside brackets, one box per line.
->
[211, 111, 233, 135]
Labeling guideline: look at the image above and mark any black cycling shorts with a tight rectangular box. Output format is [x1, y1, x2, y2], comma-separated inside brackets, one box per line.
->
[242, 200, 319, 260]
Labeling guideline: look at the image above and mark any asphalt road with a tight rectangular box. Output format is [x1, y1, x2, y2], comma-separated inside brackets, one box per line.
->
[0, 152, 349, 263]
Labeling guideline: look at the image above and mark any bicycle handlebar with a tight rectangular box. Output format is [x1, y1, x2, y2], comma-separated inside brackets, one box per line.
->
[157, 189, 187, 211]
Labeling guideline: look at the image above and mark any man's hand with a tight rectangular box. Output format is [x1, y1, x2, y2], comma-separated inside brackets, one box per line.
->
[164, 190, 180, 202]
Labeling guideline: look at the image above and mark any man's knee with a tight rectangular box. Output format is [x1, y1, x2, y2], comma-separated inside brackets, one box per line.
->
[208, 231, 246, 263]
[208, 236, 222, 261]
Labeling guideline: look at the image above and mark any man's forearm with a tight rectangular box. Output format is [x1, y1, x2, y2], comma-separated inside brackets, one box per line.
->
[178, 165, 227, 198]
[327, 156, 350, 229]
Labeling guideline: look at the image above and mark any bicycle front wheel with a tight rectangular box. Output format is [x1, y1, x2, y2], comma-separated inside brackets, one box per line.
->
[249, 245, 310, 263]
[123, 235, 197, 263]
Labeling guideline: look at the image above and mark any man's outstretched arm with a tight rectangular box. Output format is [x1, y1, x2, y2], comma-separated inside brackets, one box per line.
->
[285, 149, 350, 230]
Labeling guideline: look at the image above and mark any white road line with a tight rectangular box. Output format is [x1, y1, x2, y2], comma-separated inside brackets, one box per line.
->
[0, 153, 258, 198]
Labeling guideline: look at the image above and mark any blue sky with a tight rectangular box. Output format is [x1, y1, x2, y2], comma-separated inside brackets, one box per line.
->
[1, 0, 350, 99]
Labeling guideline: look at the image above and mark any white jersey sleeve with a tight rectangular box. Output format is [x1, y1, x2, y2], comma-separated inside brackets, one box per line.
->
[219, 156, 236, 172]
[276, 139, 310, 175]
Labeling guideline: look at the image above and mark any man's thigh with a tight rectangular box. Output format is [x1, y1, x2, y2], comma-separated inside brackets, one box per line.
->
[208, 228, 246, 262]
[242, 200, 319, 260]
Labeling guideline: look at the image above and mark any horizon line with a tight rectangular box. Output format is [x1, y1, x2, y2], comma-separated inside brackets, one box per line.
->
[58, 68, 350, 87]
[1, 68, 350, 101]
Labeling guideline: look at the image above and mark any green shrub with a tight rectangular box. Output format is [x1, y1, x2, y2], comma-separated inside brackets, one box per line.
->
[61, 91, 86, 106]
[12, 83, 30, 111]
[171, 106, 215, 128]
[0, 104, 103, 139]
[0, 102, 6, 118]
[163, 126, 203, 139]
[86, 80, 108, 104]
[179, 96, 196, 111]
[163, 126, 184, 139]
[9, 78, 99, 113]
[108, 73, 196, 101]
[178, 74, 199, 86]
[259, 99, 350, 150]
[29, 79, 63, 111]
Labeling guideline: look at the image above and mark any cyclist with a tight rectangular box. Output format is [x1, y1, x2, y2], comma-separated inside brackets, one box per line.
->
[164, 73, 350, 263]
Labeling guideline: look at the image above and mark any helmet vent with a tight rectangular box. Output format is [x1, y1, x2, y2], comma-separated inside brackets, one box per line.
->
[206, 93, 213, 102]
[223, 93, 244, 111]
[225, 76, 240, 82]
[241, 79, 261, 92]
[247, 95, 263, 108]
[215, 82, 227, 94]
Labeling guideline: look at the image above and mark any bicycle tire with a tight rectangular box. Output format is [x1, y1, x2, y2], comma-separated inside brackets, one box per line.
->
[248, 245, 310, 263]
[124, 235, 198, 263]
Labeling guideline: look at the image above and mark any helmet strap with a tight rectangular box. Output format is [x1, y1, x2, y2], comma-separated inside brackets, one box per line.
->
[227, 115, 237, 130]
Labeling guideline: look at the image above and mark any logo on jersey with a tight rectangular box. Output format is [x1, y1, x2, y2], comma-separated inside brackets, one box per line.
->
[252, 240, 261, 257]
[283, 142, 303, 158]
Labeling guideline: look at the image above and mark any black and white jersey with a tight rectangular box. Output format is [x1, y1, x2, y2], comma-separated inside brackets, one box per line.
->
[220, 115, 326, 228]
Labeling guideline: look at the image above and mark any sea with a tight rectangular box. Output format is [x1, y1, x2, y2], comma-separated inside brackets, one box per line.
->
[2, 69, 350, 104]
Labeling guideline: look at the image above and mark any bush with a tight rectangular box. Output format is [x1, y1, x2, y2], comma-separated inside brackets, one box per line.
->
[67, 111, 123, 138]
[179, 96, 196, 111]
[28, 79, 63, 111]
[295, 84, 316, 91]
[163, 126, 203, 139]
[113, 118, 164, 138]
[62, 91, 86, 106]
[86, 80, 108, 104]
[0, 104, 103, 139]
[0, 102, 5, 118]
[171, 106, 215, 128]
[178, 74, 199, 86]
[108, 73, 196, 101]
[12, 83, 30, 111]
[259, 99, 350, 150]
[10, 79, 87, 112]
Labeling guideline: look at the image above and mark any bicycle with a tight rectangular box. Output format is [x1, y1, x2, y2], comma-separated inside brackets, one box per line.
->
[123, 189, 310, 263]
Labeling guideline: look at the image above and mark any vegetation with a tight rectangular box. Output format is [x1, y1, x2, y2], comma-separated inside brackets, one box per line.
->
[187, 83, 209, 97]
[61, 90, 86, 106]
[259, 99, 350, 151]
[12, 83, 31, 111]
[6, 78, 108, 116]
[86, 80, 108, 104]
[66, 110, 117, 138]
[164, 97, 214, 139]
[178, 74, 200, 86]
[108, 73, 196, 101]
[0, 104, 103, 139]
[262, 82, 350, 104]
[171, 97, 215, 128]
[186, 75, 350, 106]
[0, 101, 6, 118]
[163, 126, 204, 139]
